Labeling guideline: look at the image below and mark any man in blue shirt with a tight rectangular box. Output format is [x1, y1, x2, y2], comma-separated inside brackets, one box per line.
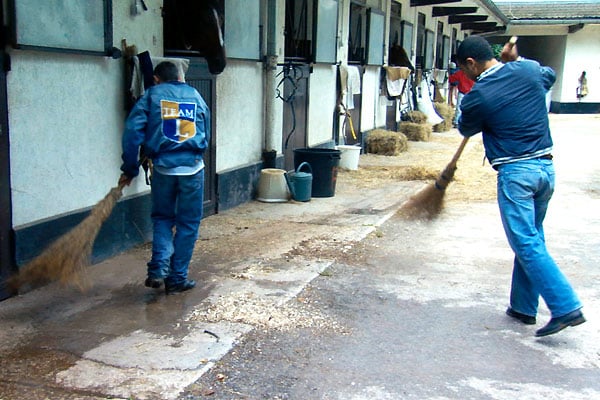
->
[456, 36, 585, 337]
[120, 61, 210, 295]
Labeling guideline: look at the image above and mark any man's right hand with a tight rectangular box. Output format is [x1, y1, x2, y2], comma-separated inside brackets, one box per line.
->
[501, 40, 519, 63]
[118, 173, 133, 187]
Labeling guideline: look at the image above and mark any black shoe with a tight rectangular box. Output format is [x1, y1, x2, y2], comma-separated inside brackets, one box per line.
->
[145, 277, 163, 289]
[535, 309, 586, 337]
[165, 279, 196, 295]
[506, 307, 536, 325]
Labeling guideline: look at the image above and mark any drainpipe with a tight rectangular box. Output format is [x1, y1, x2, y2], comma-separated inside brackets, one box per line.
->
[263, 0, 279, 164]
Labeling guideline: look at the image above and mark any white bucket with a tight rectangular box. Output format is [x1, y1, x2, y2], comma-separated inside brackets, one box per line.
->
[336, 145, 361, 170]
[256, 169, 290, 202]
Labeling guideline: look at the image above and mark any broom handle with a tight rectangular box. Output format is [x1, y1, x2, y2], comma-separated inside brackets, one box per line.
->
[448, 136, 470, 169]
[435, 136, 470, 190]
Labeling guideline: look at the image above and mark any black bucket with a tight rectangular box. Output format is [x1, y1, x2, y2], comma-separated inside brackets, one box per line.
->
[293, 148, 341, 197]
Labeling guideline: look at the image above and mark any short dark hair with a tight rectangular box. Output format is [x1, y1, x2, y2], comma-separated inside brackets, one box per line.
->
[456, 36, 494, 65]
[153, 61, 179, 82]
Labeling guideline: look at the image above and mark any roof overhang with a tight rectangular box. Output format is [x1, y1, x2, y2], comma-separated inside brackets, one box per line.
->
[509, 18, 600, 25]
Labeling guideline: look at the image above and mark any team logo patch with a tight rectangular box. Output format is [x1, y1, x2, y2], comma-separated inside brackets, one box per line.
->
[161, 100, 197, 142]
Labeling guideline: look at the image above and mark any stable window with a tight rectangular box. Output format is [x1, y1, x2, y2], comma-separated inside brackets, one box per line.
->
[284, 0, 339, 63]
[9, 0, 113, 56]
[435, 21, 444, 69]
[424, 29, 434, 70]
[348, 1, 367, 64]
[442, 35, 450, 69]
[401, 21, 413, 57]
[224, 0, 260, 59]
[415, 12, 426, 69]
[389, 3, 402, 47]
[451, 28, 458, 59]
[285, 0, 313, 61]
[314, 0, 339, 63]
[348, 1, 383, 65]
[164, 0, 260, 60]
[366, 8, 384, 65]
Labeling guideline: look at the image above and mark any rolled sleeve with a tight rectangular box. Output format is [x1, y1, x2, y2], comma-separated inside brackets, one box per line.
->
[540, 65, 556, 92]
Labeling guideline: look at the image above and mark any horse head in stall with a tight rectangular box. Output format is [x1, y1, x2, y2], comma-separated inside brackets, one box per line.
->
[389, 45, 414, 71]
[163, 0, 226, 75]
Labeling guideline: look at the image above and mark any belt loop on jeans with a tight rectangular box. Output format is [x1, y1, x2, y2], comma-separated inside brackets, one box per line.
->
[539, 154, 553, 160]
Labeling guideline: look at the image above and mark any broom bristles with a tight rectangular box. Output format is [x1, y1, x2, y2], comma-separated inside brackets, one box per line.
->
[398, 181, 446, 219]
[398, 137, 468, 219]
[7, 183, 125, 292]
[398, 159, 459, 219]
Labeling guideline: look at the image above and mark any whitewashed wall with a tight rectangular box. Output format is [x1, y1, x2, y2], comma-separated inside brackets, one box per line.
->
[562, 25, 600, 103]
[532, 35, 567, 104]
[215, 61, 268, 172]
[8, 1, 163, 227]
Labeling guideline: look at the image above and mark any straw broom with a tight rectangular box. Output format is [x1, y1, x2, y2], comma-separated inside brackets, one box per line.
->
[399, 136, 469, 219]
[7, 180, 128, 292]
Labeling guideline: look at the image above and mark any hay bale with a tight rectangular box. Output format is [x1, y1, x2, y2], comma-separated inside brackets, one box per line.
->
[398, 121, 432, 142]
[433, 102, 455, 132]
[402, 110, 428, 124]
[366, 129, 408, 156]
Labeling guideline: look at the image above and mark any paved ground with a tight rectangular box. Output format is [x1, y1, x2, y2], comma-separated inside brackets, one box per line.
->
[0, 114, 598, 399]
[181, 114, 600, 399]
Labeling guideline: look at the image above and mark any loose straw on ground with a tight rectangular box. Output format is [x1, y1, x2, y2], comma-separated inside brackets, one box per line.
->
[398, 136, 469, 219]
[7, 181, 126, 292]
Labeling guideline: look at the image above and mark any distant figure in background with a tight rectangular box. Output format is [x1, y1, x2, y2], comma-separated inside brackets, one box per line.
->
[577, 71, 588, 100]
[449, 65, 475, 127]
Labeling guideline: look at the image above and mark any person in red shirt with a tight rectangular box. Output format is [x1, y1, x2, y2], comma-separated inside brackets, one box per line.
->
[449, 68, 475, 126]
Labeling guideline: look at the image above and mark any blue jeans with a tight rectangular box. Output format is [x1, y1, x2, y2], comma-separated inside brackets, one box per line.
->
[147, 169, 204, 286]
[496, 159, 581, 318]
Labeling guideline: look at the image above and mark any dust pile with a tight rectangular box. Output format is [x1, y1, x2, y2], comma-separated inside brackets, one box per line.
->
[8, 184, 125, 291]
[187, 291, 348, 333]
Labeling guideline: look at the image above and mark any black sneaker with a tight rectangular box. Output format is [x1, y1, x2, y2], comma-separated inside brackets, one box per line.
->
[144, 277, 163, 289]
[165, 279, 196, 295]
[506, 307, 536, 325]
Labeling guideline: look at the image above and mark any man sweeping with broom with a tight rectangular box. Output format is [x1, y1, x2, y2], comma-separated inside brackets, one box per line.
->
[456, 36, 585, 337]
[120, 61, 210, 295]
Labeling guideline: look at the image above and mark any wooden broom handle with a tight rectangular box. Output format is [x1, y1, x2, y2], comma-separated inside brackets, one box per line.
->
[448, 136, 470, 169]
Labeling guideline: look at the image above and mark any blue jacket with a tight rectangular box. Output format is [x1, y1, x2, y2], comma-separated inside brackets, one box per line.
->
[121, 81, 210, 178]
[459, 59, 556, 167]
